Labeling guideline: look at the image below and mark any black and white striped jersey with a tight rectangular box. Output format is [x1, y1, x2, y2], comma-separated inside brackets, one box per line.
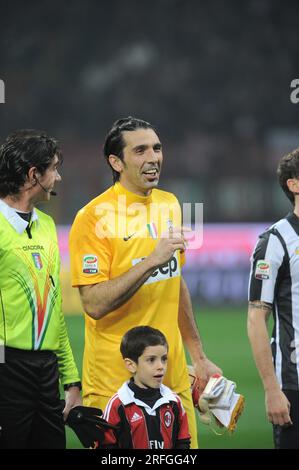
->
[249, 212, 299, 390]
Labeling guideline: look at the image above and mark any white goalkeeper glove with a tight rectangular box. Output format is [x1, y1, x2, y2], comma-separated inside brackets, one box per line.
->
[188, 366, 245, 432]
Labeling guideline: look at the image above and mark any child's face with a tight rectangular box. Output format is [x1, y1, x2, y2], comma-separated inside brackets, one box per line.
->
[133, 344, 168, 389]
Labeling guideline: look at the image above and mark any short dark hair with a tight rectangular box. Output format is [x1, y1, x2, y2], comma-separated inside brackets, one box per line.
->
[0, 129, 62, 197]
[277, 148, 299, 204]
[103, 116, 156, 183]
[120, 326, 168, 363]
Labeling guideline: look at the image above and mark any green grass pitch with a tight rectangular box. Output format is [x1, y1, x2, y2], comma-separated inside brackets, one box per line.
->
[64, 308, 273, 449]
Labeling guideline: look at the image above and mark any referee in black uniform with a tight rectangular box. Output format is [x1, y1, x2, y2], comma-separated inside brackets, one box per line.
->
[248, 148, 299, 449]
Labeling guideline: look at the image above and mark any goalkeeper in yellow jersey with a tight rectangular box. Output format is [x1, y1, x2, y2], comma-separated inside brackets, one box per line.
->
[70, 116, 222, 448]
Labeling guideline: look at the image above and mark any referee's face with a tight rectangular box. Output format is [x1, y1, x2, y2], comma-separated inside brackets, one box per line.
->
[33, 154, 61, 203]
[119, 128, 163, 196]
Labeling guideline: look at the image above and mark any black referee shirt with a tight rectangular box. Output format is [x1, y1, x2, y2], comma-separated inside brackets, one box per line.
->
[249, 212, 299, 390]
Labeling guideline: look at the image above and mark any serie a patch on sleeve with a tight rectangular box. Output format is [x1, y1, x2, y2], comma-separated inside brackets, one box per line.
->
[255, 260, 270, 280]
[82, 254, 98, 274]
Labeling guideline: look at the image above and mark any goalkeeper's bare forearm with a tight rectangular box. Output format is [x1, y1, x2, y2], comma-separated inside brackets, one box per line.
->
[178, 278, 222, 391]
[79, 231, 186, 320]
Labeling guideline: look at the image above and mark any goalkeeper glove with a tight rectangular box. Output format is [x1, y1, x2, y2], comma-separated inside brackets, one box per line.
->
[187, 366, 245, 432]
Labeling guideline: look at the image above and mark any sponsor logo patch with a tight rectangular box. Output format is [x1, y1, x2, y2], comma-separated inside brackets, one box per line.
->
[255, 260, 270, 280]
[32, 252, 43, 270]
[23, 245, 44, 251]
[123, 232, 136, 241]
[83, 254, 98, 274]
[131, 412, 142, 423]
[132, 251, 180, 285]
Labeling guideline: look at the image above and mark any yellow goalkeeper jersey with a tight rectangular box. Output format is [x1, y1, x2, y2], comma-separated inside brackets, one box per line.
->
[69, 182, 190, 399]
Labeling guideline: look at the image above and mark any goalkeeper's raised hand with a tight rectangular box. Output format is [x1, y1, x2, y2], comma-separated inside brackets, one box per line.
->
[193, 357, 223, 394]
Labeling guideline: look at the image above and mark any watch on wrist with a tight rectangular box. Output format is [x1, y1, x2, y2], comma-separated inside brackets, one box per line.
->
[64, 381, 82, 391]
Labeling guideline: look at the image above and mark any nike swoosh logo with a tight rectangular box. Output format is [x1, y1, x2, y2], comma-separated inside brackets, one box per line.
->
[123, 233, 136, 241]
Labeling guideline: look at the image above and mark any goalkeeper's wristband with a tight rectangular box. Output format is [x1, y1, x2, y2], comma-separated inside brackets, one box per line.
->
[64, 381, 82, 391]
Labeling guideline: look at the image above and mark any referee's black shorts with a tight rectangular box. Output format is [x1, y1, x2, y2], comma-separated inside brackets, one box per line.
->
[273, 390, 299, 449]
[0, 347, 65, 449]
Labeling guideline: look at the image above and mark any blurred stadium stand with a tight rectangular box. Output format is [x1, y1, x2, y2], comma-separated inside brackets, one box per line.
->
[1, 0, 299, 224]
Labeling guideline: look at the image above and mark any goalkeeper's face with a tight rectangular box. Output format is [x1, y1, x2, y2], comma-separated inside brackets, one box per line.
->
[129, 344, 168, 389]
[117, 128, 163, 197]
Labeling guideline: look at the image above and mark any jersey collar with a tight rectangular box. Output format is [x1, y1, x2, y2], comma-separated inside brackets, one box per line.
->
[118, 381, 177, 415]
[0, 199, 39, 234]
[114, 182, 153, 206]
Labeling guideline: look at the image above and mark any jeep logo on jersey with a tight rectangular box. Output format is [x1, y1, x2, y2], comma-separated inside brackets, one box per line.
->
[132, 252, 180, 284]
[255, 260, 270, 280]
[83, 254, 98, 274]
[32, 252, 43, 270]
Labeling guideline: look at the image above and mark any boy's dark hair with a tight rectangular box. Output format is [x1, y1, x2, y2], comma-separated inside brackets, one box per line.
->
[277, 148, 299, 204]
[0, 129, 62, 197]
[103, 116, 156, 183]
[120, 326, 168, 363]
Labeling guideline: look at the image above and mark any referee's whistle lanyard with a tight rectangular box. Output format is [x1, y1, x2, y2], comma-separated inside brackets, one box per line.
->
[26, 222, 33, 239]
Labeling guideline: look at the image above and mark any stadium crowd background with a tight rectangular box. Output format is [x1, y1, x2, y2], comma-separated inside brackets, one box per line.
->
[1, 0, 299, 223]
[1, 0, 299, 448]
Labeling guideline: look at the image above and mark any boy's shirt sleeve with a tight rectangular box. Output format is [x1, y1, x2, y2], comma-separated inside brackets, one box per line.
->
[175, 396, 191, 449]
[102, 395, 121, 448]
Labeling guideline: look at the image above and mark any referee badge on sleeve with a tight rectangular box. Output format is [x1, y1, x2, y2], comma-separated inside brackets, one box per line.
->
[255, 260, 270, 280]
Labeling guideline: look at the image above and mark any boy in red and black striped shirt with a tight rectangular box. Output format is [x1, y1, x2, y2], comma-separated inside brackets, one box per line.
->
[102, 326, 190, 449]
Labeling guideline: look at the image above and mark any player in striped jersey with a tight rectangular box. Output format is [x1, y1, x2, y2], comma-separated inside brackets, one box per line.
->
[102, 326, 190, 449]
[248, 148, 299, 449]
